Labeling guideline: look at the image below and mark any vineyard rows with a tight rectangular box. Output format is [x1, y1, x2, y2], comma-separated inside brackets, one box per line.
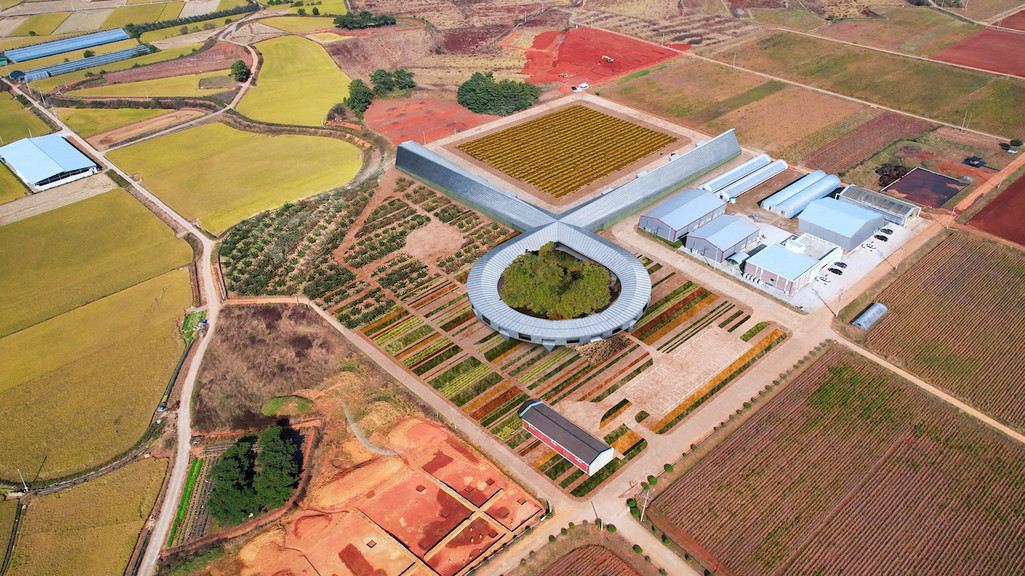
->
[457, 105, 677, 198]
[650, 346, 1025, 576]
[866, 232, 1025, 430]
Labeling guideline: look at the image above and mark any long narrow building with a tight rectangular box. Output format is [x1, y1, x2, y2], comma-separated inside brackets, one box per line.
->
[519, 400, 614, 475]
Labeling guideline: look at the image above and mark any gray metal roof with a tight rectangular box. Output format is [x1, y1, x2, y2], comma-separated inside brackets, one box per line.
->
[19, 45, 150, 81]
[761, 170, 826, 211]
[519, 400, 610, 465]
[396, 141, 555, 231]
[466, 221, 651, 343]
[687, 214, 758, 250]
[560, 129, 741, 230]
[799, 198, 884, 238]
[4, 29, 130, 63]
[745, 243, 819, 281]
[775, 174, 841, 218]
[838, 185, 920, 217]
[640, 188, 724, 229]
[715, 159, 787, 200]
[0, 135, 96, 185]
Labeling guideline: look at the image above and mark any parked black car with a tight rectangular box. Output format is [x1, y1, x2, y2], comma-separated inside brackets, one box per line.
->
[874, 234, 889, 242]
[881, 228, 894, 235]
[833, 262, 848, 269]
[828, 268, 843, 275]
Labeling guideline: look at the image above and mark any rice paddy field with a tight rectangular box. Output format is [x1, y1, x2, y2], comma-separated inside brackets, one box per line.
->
[6, 458, 167, 576]
[30, 42, 205, 93]
[102, 2, 183, 30]
[238, 35, 351, 126]
[0, 270, 191, 481]
[0, 189, 193, 337]
[288, 0, 347, 13]
[56, 107, 168, 137]
[10, 12, 68, 36]
[138, 16, 225, 41]
[0, 164, 28, 204]
[107, 122, 362, 235]
[0, 92, 52, 144]
[66, 69, 232, 98]
[261, 15, 338, 32]
[702, 31, 1025, 137]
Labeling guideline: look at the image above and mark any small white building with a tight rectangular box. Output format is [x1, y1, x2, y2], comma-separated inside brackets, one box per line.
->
[743, 235, 841, 295]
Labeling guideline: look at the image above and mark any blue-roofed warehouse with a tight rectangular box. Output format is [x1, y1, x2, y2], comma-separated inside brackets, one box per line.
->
[638, 188, 725, 243]
[3, 29, 130, 63]
[0, 134, 99, 191]
[798, 197, 885, 250]
[685, 214, 759, 263]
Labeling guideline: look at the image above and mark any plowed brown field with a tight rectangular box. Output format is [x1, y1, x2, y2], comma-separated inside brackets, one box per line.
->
[969, 172, 1025, 245]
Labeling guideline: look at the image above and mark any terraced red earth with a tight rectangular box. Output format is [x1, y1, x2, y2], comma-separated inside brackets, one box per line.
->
[649, 346, 1025, 576]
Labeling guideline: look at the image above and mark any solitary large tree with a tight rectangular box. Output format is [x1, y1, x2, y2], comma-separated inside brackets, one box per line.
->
[500, 242, 611, 320]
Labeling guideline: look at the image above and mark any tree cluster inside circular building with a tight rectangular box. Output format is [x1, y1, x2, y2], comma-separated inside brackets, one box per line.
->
[499, 242, 613, 320]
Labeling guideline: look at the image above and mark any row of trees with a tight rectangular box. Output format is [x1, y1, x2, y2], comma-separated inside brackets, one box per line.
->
[124, 2, 257, 37]
[334, 11, 396, 29]
[457, 71, 539, 116]
[206, 425, 303, 526]
[343, 68, 417, 116]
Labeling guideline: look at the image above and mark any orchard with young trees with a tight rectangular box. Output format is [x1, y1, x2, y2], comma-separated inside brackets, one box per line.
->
[205, 425, 303, 525]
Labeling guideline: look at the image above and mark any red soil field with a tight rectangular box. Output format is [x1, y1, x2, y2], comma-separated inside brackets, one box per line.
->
[881, 167, 964, 208]
[998, 9, 1025, 31]
[538, 545, 642, 576]
[932, 29, 1025, 77]
[364, 97, 500, 145]
[360, 470, 472, 553]
[103, 42, 250, 85]
[970, 172, 1025, 245]
[425, 516, 502, 576]
[520, 28, 680, 87]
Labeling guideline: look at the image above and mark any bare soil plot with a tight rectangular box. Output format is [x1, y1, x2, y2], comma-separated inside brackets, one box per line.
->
[364, 97, 500, 145]
[568, 8, 759, 48]
[707, 86, 866, 156]
[649, 345, 1025, 576]
[519, 27, 680, 87]
[52, 9, 111, 34]
[853, 231, 1025, 430]
[970, 171, 1025, 245]
[89, 108, 206, 149]
[818, 5, 978, 56]
[882, 167, 965, 207]
[932, 28, 1025, 78]
[195, 305, 354, 432]
[324, 23, 432, 79]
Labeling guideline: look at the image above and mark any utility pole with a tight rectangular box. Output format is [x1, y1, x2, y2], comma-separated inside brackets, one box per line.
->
[639, 485, 652, 522]
[835, 288, 844, 318]
[17, 467, 28, 491]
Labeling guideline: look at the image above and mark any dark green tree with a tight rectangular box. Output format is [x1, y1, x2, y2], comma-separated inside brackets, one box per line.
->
[500, 242, 611, 320]
[253, 425, 302, 508]
[334, 11, 396, 29]
[369, 69, 396, 95]
[344, 78, 375, 115]
[393, 68, 416, 90]
[230, 59, 250, 82]
[456, 71, 538, 116]
[206, 440, 258, 525]
[83, 50, 95, 58]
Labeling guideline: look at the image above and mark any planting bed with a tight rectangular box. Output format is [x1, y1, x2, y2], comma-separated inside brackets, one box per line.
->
[861, 231, 1025, 430]
[801, 112, 932, 174]
[932, 28, 1025, 78]
[456, 104, 677, 199]
[649, 346, 1025, 576]
[538, 545, 643, 576]
[969, 172, 1025, 245]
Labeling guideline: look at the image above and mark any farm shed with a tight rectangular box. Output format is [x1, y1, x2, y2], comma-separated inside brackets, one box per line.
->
[16, 46, 151, 83]
[519, 400, 614, 475]
[838, 185, 920, 226]
[743, 236, 840, 295]
[638, 189, 725, 243]
[852, 302, 888, 330]
[3, 29, 130, 63]
[685, 215, 759, 263]
[713, 159, 788, 203]
[798, 197, 885, 251]
[0, 134, 98, 192]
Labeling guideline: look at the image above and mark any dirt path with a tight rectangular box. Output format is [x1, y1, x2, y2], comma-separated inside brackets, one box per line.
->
[0, 171, 117, 226]
[88, 109, 209, 151]
[954, 147, 1025, 213]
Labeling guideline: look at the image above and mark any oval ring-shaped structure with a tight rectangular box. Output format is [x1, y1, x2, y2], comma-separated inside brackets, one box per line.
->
[467, 221, 652, 350]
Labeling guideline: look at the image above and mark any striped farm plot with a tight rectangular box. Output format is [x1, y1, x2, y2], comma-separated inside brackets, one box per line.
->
[53, 9, 111, 34]
[179, 0, 219, 18]
[0, 16, 27, 37]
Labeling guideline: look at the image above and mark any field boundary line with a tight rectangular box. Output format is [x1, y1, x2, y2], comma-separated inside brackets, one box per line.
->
[837, 339, 1025, 445]
[683, 51, 1011, 141]
[0, 500, 23, 576]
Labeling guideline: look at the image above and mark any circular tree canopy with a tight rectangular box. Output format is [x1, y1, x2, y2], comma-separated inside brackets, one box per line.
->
[499, 242, 612, 320]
